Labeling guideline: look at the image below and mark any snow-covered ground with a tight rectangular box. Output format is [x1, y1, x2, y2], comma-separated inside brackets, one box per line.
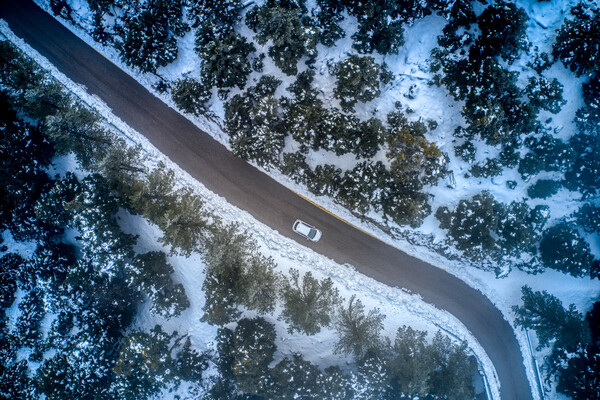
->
[4, 0, 600, 398]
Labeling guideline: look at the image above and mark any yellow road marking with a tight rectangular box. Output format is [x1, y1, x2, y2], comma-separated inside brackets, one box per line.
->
[288, 188, 447, 272]
[288, 188, 385, 243]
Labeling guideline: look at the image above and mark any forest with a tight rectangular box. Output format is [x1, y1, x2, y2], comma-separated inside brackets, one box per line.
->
[2, 0, 599, 398]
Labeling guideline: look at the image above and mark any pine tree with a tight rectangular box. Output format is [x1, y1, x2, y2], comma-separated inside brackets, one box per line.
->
[267, 353, 324, 399]
[279, 269, 341, 335]
[513, 286, 591, 374]
[575, 203, 600, 234]
[195, 24, 255, 90]
[246, 2, 317, 75]
[332, 55, 384, 111]
[428, 333, 477, 400]
[539, 223, 595, 278]
[388, 325, 434, 397]
[334, 295, 386, 358]
[557, 343, 600, 400]
[158, 188, 209, 256]
[117, 0, 188, 73]
[113, 325, 176, 399]
[525, 77, 566, 114]
[477, 1, 529, 63]
[225, 76, 286, 167]
[44, 103, 112, 170]
[553, 3, 600, 77]
[171, 78, 212, 116]
[127, 251, 190, 318]
[128, 162, 179, 223]
[229, 317, 277, 395]
[497, 201, 549, 256]
[435, 191, 505, 260]
[173, 337, 209, 382]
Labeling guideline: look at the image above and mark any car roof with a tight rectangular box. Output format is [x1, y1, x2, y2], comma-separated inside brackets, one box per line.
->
[295, 221, 312, 235]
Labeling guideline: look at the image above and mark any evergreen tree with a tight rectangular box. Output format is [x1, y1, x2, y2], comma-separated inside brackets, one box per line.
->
[497, 201, 549, 256]
[332, 55, 384, 111]
[225, 76, 286, 167]
[173, 337, 209, 383]
[477, 1, 529, 63]
[44, 103, 112, 170]
[525, 77, 566, 114]
[0, 101, 55, 241]
[127, 251, 190, 318]
[553, 3, 600, 77]
[527, 179, 562, 199]
[314, 0, 345, 47]
[539, 223, 595, 278]
[20, 79, 70, 120]
[280, 269, 341, 335]
[171, 78, 212, 116]
[195, 24, 255, 90]
[113, 325, 176, 399]
[518, 134, 574, 179]
[575, 203, 600, 234]
[158, 188, 209, 256]
[557, 342, 600, 400]
[351, 350, 392, 400]
[513, 286, 591, 373]
[334, 295, 386, 358]
[229, 317, 277, 395]
[267, 353, 324, 399]
[0, 41, 44, 95]
[388, 326, 434, 397]
[337, 161, 389, 214]
[565, 124, 600, 196]
[436, 191, 505, 260]
[117, 0, 188, 73]
[128, 162, 179, 223]
[427, 333, 477, 400]
[202, 223, 279, 325]
[246, 1, 317, 75]
[386, 111, 445, 191]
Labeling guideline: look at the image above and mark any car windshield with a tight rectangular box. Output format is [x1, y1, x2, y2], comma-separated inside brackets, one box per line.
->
[308, 229, 316, 239]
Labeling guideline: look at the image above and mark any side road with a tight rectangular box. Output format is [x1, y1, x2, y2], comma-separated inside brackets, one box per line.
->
[0, 1, 533, 399]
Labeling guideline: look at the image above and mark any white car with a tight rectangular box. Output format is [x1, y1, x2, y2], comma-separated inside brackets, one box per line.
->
[293, 219, 322, 242]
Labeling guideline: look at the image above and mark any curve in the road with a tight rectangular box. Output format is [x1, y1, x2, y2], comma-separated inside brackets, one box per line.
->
[0, 1, 533, 399]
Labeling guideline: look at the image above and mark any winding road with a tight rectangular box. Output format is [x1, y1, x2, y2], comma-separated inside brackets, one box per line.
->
[0, 1, 533, 399]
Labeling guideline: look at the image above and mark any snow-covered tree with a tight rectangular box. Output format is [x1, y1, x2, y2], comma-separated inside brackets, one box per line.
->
[202, 223, 279, 325]
[338, 161, 389, 214]
[513, 286, 591, 375]
[553, 3, 600, 77]
[246, 1, 317, 75]
[477, 1, 529, 63]
[228, 317, 277, 395]
[519, 134, 574, 179]
[195, 24, 255, 90]
[117, 0, 188, 73]
[127, 251, 190, 318]
[267, 353, 324, 399]
[525, 76, 566, 114]
[332, 55, 385, 111]
[171, 77, 212, 116]
[280, 269, 341, 335]
[334, 295, 386, 358]
[575, 203, 600, 234]
[539, 223, 595, 278]
[225, 76, 286, 167]
[436, 191, 505, 260]
[113, 325, 176, 399]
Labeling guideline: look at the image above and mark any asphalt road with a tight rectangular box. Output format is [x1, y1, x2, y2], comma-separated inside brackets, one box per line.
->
[0, 2, 534, 399]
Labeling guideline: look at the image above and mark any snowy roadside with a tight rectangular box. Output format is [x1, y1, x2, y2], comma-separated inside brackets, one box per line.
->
[1, 19, 503, 400]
